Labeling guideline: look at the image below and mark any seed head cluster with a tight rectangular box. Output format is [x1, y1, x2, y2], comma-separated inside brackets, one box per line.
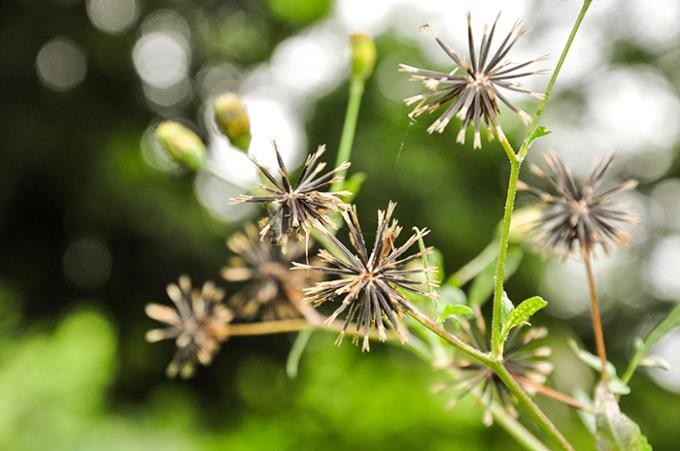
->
[233, 143, 350, 248]
[400, 13, 545, 148]
[518, 152, 638, 260]
[294, 202, 437, 351]
[145, 276, 233, 379]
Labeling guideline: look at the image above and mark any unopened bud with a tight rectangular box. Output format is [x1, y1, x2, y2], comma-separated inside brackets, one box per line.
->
[213, 93, 251, 152]
[350, 33, 376, 81]
[155, 121, 206, 171]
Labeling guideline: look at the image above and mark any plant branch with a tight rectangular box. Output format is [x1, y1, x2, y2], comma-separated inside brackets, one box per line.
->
[491, 159, 521, 353]
[584, 256, 609, 382]
[518, 0, 592, 161]
[493, 363, 574, 451]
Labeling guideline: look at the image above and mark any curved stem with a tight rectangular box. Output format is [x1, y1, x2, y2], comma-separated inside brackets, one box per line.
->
[518, 0, 592, 161]
[493, 363, 574, 451]
[584, 256, 609, 382]
[491, 158, 521, 353]
[331, 77, 365, 192]
[401, 300, 494, 366]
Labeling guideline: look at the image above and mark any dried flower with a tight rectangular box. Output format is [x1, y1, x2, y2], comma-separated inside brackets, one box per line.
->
[145, 276, 233, 379]
[222, 224, 320, 320]
[294, 202, 437, 351]
[518, 152, 639, 260]
[400, 13, 545, 148]
[435, 307, 553, 425]
[233, 143, 351, 248]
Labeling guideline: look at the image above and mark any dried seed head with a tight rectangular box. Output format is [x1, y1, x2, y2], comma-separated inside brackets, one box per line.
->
[294, 202, 437, 352]
[222, 224, 321, 320]
[232, 142, 351, 249]
[400, 14, 545, 149]
[145, 275, 233, 378]
[438, 306, 553, 424]
[518, 152, 639, 260]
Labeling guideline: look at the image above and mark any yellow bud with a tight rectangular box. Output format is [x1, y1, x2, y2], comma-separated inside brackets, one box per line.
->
[350, 33, 376, 81]
[213, 93, 251, 152]
[155, 121, 206, 171]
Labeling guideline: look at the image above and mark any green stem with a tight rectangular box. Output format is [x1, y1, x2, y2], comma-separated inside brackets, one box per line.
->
[331, 77, 365, 192]
[450, 240, 498, 286]
[491, 158, 521, 353]
[401, 300, 494, 367]
[518, 0, 592, 161]
[493, 362, 574, 451]
[489, 401, 550, 451]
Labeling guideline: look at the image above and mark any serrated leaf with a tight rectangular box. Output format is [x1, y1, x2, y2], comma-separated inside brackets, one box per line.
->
[340, 171, 366, 203]
[439, 304, 474, 323]
[595, 382, 653, 451]
[498, 296, 547, 346]
[468, 247, 523, 307]
[527, 125, 551, 148]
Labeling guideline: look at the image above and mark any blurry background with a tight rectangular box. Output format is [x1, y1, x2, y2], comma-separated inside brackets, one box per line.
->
[1, 0, 680, 449]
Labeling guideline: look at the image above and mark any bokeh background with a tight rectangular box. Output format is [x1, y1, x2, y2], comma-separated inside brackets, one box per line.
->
[2, 0, 680, 449]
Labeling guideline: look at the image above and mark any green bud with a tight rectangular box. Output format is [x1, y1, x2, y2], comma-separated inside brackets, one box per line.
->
[155, 121, 206, 171]
[213, 93, 251, 152]
[350, 33, 376, 81]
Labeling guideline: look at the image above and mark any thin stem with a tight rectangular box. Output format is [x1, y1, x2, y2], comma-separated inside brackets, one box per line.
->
[518, 0, 592, 161]
[489, 401, 550, 451]
[413, 226, 439, 319]
[228, 319, 311, 336]
[401, 300, 494, 367]
[331, 77, 365, 192]
[584, 256, 609, 382]
[493, 363, 574, 451]
[499, 133, 519, 164]
[491, 159, 521, 353]
[515, 375, 593, 413]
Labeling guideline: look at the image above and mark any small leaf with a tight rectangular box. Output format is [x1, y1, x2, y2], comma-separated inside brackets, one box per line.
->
[595, 382, 652, 451]
[638, 355, 670, 371]
[439, 304, 474, 323]
[340, 171, 367, 203]
[569, 340, 630, 395]
[500, 291, 515, 326]
[527, 125, 551, 148]
[468, 247, 523, 307]
[499, 295, 547, 345]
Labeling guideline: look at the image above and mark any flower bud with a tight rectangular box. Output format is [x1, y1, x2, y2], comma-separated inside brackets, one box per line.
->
[213, 93, 251, 152]
[155, 121, 206, 171]
[350, 33, 376, 81]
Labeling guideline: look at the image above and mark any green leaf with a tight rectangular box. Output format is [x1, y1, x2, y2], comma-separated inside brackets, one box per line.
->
[498, 296, 547, 346]
[439, 304, 474, 323]
[468, 247, 523, 307]
[621, 304, 680, 384]
[595, 382, 653, 451]
[527, 125, 551, 148]
[340, 171, 366, 203]
[500, 291, 515, 326]
[438, 285, 467, 306]
[569, 340, 630, 395]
